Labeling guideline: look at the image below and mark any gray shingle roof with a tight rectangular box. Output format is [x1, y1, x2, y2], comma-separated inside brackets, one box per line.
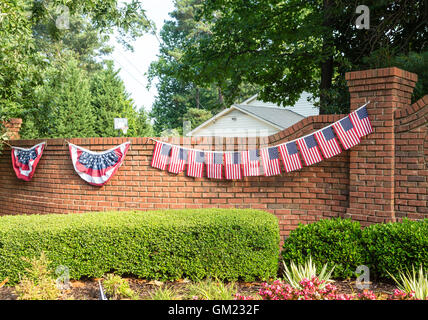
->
[234, 104, 305, 130]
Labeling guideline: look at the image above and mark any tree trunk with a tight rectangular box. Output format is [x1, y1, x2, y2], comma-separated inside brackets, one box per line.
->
[218, 87, 224, 106]
[195, 87, 200, 109]
[319, 0, 334, 115]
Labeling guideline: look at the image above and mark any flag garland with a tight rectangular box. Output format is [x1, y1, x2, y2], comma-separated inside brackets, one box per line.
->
[206, 152, 223, 179]
[224, 152, 242, 180]
[242, 149, 260, 176]
[150, 102, 373, 179]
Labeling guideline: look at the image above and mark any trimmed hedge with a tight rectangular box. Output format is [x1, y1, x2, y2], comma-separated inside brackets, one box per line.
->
[281, 218, 365, 278]
[362, 218, 428, 280]
[281, 218, 428, 280]
[0, 209, 280, 285]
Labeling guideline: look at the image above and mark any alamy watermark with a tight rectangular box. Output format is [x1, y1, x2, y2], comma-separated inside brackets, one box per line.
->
[355, 5, 370, 30]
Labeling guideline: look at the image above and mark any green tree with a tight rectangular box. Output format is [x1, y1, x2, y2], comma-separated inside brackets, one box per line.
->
[135, 108, 154, 137]
[30, 55, 96, 138]
[90, 61, 139, 137]
[0, 0, 41, 119]
[148, 0, 259, 135]
[177, 0, 428, 114]
[182, 108, 213, 132]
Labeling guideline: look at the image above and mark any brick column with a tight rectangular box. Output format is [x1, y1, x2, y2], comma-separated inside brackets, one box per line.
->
[345, 67, 418, 225]
[2, 118, 22, 140]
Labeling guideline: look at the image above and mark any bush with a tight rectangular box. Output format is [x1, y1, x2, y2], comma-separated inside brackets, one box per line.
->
[362, 219, 428, 281]
[14, 252, 61, 300]
[281, 218, 365, 279]
[0, 209, 279, 285]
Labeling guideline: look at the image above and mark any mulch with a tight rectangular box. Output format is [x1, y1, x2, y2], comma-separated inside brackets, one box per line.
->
[0, 277, 397, 300]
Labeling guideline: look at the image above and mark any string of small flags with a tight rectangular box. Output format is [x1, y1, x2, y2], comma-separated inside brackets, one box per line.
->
[151, 102, 373, 179]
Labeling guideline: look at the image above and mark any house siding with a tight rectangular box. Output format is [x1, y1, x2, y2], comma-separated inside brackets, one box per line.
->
[191, 109, 279, 137]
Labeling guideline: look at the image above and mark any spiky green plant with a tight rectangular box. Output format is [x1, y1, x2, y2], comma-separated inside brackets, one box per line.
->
[102, 274, 139, 300]
[187, 278, 237, 300]
[148, 285, 180, 300]
[388, 265, 428, 300]
[282, 257, 335, 289]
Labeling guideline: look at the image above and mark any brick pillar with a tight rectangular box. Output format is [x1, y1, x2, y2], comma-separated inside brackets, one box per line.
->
[345, 67, 418, 225]
[2, 118, 22, 140]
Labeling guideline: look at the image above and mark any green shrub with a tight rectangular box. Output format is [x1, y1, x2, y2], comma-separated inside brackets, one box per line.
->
[362, 218, 428, 280]
[103, 274, 139, 300]
[14, 252, 61, 300]
[0, 209, 280, 285]
[281, 218, 365, 279]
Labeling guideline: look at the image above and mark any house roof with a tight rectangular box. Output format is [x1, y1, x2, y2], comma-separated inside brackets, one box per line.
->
[233, 104, 304, 130]
[186, 92, 317, 136]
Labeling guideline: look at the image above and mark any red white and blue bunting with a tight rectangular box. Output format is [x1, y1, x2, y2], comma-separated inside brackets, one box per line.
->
[151, 102, 373, 179]
[11, 142, 46, 181]
[69, 142, 130, 186]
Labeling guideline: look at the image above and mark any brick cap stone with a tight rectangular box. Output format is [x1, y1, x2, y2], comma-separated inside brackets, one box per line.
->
[345, 67, 418, 82]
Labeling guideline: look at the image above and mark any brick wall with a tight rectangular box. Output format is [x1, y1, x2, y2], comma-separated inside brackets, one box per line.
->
[0, 67, 426, 238]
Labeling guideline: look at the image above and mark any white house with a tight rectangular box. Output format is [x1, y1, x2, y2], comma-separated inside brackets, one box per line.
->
[186, 92, 319, 137]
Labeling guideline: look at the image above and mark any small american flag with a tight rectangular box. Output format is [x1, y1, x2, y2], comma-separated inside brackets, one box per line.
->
[241, 149, 260, 176]
[349, 105, 373, 138]
[297, 134, 323, 166]
[260, 146, 281, 176]
[151, 141, 171, 170]
[206, 152, 223, 179]
[168, 146, 188, 174]
[224, 152, 242, 179]
[333, 116, 360, 150]
[187, 150, 205, 178]
[278, 141, 302, 172]
[314, 126, 342, 159]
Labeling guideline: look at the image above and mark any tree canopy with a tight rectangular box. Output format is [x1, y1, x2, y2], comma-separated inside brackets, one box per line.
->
[1, 0, 153, 139]
[174, 0, 428, 114]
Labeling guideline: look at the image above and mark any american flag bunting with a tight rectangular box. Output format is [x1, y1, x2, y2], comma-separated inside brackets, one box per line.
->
[332, 116, 360, 150]
[206, 152, 223, 179]
[151, 141, 171, 170]
[297, 134, 323, 166]
[349, 105, 373, 138]
[168, 146, 188, 174]
[260, 146, 281, 176]
[278, 141, 302, 172]
[241, 149, 260, 176]
[314, 126, 342, 159]
[187, 150, 205, 178]
[224, 152, 242, 179]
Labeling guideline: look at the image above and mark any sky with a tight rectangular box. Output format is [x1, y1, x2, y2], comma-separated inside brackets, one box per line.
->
[107, 0, 175, 112]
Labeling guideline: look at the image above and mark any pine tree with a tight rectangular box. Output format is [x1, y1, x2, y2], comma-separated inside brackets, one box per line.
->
[35, 55, 96, 138]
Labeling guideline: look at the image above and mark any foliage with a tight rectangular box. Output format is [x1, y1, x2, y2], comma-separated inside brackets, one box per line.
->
[282, 256, 335, 289]
[388, 265, 428, 300]
[0, 209, 280, 285]
[89, 61, 143, 138]
[182, 108, 213, 132]
[27, 55, 96, 138]
[281, 218, 365, 279]
[388, 289, 417, 300]
[14, 252, 61, 300]
[187, 278, 237, 300]
[102, 273, 139, 300]
[235, 277, 421, 300]
[363, 49, 428, 103]
[1, 0, 152, 138]
[235, 277, 354, 300]
[362, 219, 428, 281]
[147, 0, 259, 135]
[0, 0, 41, 119]
[148, 284, 180, 300]
[177, 0, 427, 114]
